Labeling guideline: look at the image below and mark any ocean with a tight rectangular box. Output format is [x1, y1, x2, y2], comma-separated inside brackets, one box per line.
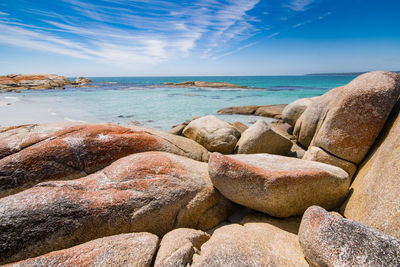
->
[0, 75, 356, 130]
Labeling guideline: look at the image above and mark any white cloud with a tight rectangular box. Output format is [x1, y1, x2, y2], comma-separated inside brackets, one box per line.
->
[286, 0, 315, 11]
[0, 0, 261, 66]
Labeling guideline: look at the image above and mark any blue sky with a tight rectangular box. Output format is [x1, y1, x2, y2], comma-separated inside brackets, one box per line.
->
[0, 0, 399, 76]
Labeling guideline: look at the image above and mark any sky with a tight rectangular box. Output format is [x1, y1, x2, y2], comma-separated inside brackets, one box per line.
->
[0, 0, 399, 76]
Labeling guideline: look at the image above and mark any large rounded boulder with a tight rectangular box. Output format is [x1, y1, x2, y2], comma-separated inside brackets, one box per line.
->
[208, 153, 349, 217]
[0, 151, 232, 264]
[182, 115, 241, 154]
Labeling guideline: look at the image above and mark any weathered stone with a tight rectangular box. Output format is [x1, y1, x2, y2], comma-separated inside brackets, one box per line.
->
[0, 122, 82, 159]
[303, 146, 357, 177]
[0, 74, 72, 91]
[230, 121, 248, 134]
[254, 104, 287, 119]
[5, 233, 158, 267]
[341, 100, 400, 239]
[191, 219, 308, 266]
[217, 105, 259, 115]
[299, 206, 400, 266]
[174, 81, 195, 86]
[127, 125, 209, 161]
[208, 153, 349, 217]
[295, 72, 400, 163]
[217, 104, 287, 118]
[154, 228, 210, 267]
[271, 120, 295, 140]
[168, 122, 189, 135]
[287, 142, 306, 159]
[194, 81, 245, 88]
[240, 212, 302, 235]
[282, 97, 315, 126]
[235, 120, 292, 155]
[0, 152, 232, 264]
[0, 124, 209, 198]
[182, 116, 240, 154]
[73, 77, 92, 84]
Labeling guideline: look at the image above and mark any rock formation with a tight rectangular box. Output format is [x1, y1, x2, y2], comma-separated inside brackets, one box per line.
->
[182, 116, 241, 154]
[0, 152, 231, 264]
[0, 74, 72, 92]
[218, 104, 287, 119]
[299, 206, 400, 266]
[208, 153, 349, 217]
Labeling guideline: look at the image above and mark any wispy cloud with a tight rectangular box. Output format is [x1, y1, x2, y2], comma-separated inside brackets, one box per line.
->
[212, 42, 258, 60]
[0, 0, 261, 65]
[267, 32, 280, 38]
[292, 12, 331, 28]
[286, 0, 315, 11]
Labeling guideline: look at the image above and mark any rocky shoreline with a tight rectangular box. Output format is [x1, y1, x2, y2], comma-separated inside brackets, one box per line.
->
[162, 80, 248, 88]
[0, 74, 93, 92]
[1, 71, 400, 266]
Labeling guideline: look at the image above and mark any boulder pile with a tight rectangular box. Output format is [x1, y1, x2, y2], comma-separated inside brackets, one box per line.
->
[0, 74, 72, 92]
[1, 71, 400, 266]
[0, 74, 94, 92]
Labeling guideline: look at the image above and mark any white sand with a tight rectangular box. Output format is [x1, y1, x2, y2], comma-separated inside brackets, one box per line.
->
[0, 95, 89, 127]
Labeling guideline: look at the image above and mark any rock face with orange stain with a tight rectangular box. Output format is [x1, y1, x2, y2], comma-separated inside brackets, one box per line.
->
[0, 151, 232, 264]
[293, 71, 400, 164]
[5, 233, 159, 267]
[0, 74, 72, 91]
[299, 206, 400, 266]
[341, 100, 400, 239]
[208, 153, 349, 217]
[0, 123, 209, 198]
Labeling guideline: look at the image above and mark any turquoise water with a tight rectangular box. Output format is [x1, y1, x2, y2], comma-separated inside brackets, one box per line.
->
[2, 75, 356, 130]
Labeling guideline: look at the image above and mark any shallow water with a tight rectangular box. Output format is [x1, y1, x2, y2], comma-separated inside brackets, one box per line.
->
[0, 75, 356, 130]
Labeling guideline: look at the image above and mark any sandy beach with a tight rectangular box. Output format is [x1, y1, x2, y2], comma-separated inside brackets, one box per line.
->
[0, 94, 92, 127]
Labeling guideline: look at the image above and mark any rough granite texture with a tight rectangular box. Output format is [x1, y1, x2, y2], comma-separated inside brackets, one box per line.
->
[191, 219, 308, 266]
[341, 99, 400, 239]
[0, 123, 209, 198]
[5, 233, 158, 267]
[208, 153, 349, 217]
[282, 97, 315, 126]
[217, 104, 287, 119]
[182, 115, 241, 154]
[303, 146, 357, 177]
[0, 152, 232, 264]
[154, 228, 210, 267]
[299, 206, 400, 266]
[294, 71, 400, 164]
[235, 119, 292, 155]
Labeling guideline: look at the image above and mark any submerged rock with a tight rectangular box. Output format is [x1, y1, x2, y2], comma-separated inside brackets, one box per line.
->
[5, 233, 158, 267]
[0, 74, 72, 91]
[299, 206, 400, 266]
[208, 153, 349, 217]
[235, 120, 292, 155]
[0, 151, 232, 264]
[183, 116, 241, 154]
[217, 104, 287, 118]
